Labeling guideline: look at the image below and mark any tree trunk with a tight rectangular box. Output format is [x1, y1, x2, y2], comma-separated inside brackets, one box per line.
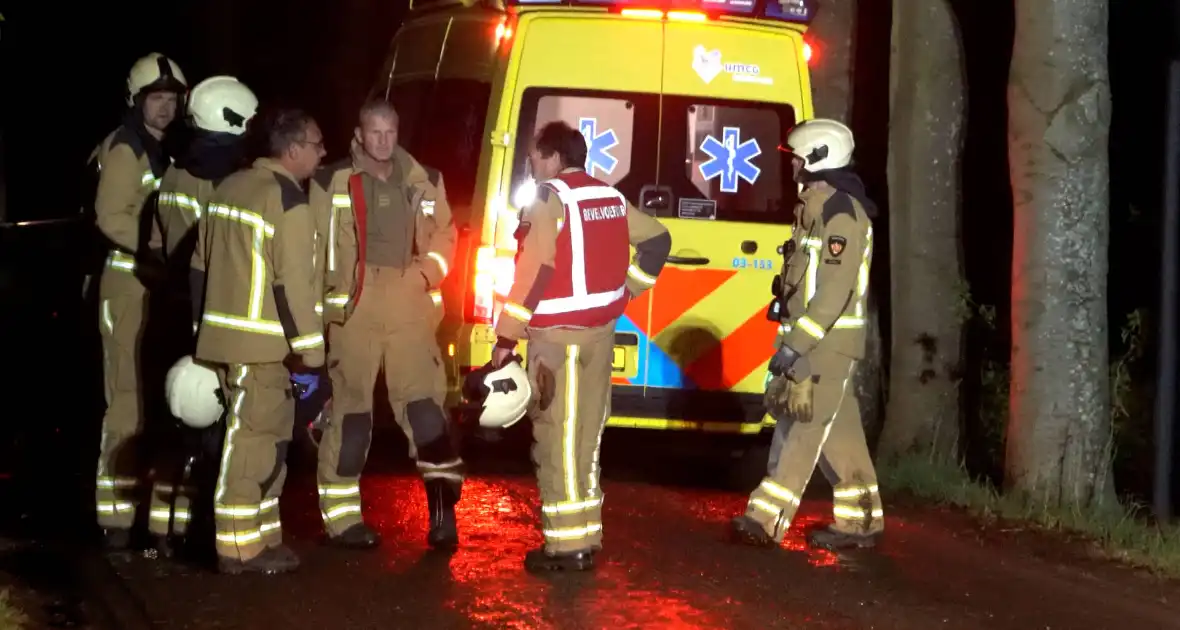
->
[808, 0, 856, 122]
[807, 1, 890, 444]
[878, 0, 965, 463]
[1006, 0, 1115, 509]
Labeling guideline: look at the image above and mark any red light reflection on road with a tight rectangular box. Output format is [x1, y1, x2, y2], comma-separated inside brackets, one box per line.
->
[675, 487, 840, 568]
[361, 476, 734, 628]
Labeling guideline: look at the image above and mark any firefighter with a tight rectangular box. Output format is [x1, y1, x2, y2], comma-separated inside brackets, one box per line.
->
[91, 52, 187, 551]
[146, 76, 258, 555]
[730, 118, 883, 552]
[308, 99, 460, 550]
[191, 108, 326, 574]
[491, 121, 672, 572]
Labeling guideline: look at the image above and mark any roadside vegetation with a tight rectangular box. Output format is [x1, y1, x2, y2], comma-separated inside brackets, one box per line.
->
[881, 306, 1180, 578]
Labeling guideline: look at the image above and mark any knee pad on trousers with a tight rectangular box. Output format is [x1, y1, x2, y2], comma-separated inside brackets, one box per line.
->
[260, 440, 290, 496]
[336, 412, 373, 478]
[407, 399, 455, 463]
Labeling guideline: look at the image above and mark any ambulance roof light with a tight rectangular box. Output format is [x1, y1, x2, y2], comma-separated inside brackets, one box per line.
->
[620, 8, 664, 19]
[667, 10, 707, 21]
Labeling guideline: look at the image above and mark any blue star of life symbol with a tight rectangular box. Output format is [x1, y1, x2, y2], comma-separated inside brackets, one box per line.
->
[699, 127, 762, 194]
[578, 117, 619, 178]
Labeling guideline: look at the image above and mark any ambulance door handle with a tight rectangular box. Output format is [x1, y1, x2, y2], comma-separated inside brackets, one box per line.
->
[639, 184, 673, 214]
[667, 252, 710, 266]
[741, 240, 758, 254]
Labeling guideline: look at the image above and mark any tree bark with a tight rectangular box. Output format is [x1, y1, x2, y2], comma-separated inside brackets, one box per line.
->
[878, 0, 965, 463]
[1006, 0, 1115, 509]
[808, 0, 856, 122]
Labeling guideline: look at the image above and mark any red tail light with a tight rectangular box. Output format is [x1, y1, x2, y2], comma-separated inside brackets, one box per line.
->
[494, 17, 514, 47]
[467, 246, 516, 324]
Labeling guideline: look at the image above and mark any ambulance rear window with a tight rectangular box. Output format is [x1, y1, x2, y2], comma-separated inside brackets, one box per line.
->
[661, 97, 797, 225]
[510, 88, 660, 209]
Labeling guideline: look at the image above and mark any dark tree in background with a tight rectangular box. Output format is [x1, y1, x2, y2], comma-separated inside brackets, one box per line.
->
[878, 0, 966, 465]
[1006, 0, 1116, 509]
[808, 0, 856, 123]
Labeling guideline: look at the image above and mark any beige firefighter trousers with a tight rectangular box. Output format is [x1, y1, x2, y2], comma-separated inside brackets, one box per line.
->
[526, 324, 614, 554]
[744, 350, 883, 542]
[97, 268, 183, 534]
[213, 363, 293, 562]
[95, 275, 148, 531]
[317, 265, 456, 536]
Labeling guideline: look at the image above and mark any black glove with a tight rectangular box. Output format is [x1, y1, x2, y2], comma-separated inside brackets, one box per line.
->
[768, 343, 801, 378]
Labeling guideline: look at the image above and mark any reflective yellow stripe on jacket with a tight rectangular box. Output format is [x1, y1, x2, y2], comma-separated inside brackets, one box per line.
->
[200, 203, 285, 337]
[792, 228, 873, 336]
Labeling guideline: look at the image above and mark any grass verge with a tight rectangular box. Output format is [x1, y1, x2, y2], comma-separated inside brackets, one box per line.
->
[879, 454, 1180, 578]
[0, 589, 29, 630]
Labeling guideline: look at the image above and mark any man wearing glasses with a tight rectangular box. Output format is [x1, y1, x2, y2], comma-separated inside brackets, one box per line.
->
[190, 108, 327, 574]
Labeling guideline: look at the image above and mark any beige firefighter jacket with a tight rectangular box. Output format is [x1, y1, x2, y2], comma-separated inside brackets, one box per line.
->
[91, 126, 165, 297]
[777, 184, 874, 360]
[192, 158, 325, 368]
[157, 165, 218, 260]
[309, 144, 456, 325]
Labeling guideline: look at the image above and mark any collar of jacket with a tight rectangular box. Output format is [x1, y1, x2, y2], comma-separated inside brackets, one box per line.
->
[253, 157, 299, 184]
[348, 137, 403, 182]
[798, 183, 829, 224]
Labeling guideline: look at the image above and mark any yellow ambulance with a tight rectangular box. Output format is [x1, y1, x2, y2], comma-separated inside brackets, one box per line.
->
[370, 0, 818, 445]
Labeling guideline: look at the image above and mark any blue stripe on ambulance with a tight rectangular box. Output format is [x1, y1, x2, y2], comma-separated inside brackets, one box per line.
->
[615, 315, 695, 388]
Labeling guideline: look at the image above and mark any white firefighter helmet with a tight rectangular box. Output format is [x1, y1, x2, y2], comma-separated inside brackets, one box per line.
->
[463, 359, 532, 429]
[188, 76, 259, 135]
[782, 118, 855, 173]
[165, 356, 224, 429]
[126, 52, 187, 106]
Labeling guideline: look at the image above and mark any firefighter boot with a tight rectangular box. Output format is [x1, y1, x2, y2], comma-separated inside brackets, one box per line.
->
[425, 478, 460, 549]
[730, 516, 777, 548]
[328, 523, 381, 550]
[524, 548, 595, 573]
[807, 526, 881, 551]
[218, 545, 301, 575]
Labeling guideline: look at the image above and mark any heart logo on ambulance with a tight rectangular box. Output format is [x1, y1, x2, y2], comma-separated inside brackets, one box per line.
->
[692, 46, 723, 84]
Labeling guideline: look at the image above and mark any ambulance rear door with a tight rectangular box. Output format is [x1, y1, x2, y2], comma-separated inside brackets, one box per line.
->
[502, 12, 665, 392]
[642, 17, 809, 427]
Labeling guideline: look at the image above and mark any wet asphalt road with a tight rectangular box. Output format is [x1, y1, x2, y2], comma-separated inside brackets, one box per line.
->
[81, 431, 1180, 630]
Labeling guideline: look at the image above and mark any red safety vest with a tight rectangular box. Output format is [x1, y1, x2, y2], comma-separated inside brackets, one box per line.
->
[529, 171, 630, 329]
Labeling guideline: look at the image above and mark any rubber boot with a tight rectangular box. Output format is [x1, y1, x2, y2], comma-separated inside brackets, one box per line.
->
[524, 548, 594, 573]
[218, 545, 301, 575]
[425, 478, 460, 549]
[328, 523, 381, 550]
[730, 515, 777, 548]
[807, 526, 881, 551]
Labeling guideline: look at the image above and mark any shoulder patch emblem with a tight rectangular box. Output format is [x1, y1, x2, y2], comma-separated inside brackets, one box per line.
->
[827, 235, 846, 258]
[420, 199, 436, 216]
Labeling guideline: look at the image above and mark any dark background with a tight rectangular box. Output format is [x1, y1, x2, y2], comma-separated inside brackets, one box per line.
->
[0, 0, 1175, 500]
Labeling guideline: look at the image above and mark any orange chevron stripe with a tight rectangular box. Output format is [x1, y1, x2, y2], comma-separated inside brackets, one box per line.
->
[648, 268, 736, 338]
[684, 308, 779, 390]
